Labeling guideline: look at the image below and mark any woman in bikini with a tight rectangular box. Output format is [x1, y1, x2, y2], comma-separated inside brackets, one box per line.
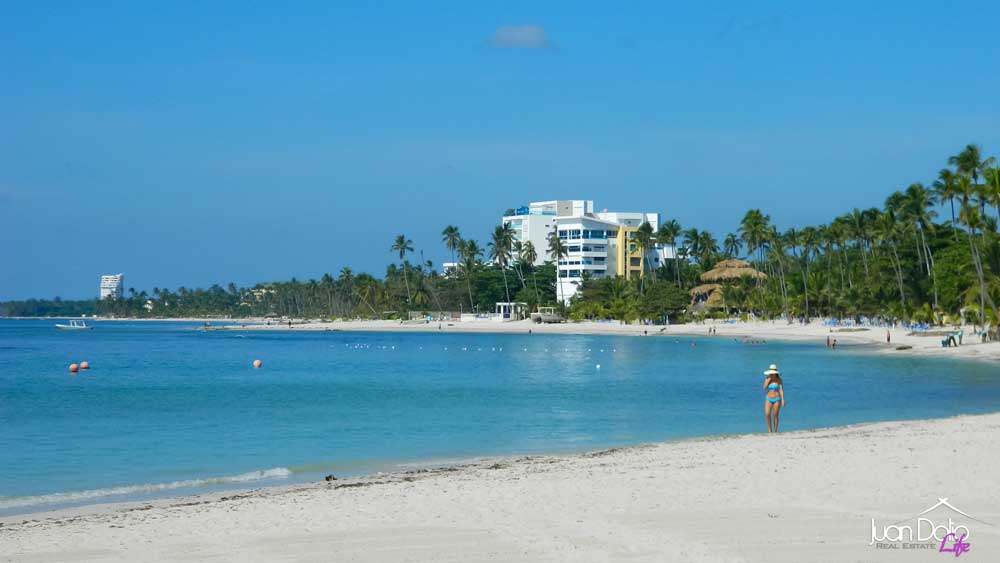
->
[763, 364, 785, 433]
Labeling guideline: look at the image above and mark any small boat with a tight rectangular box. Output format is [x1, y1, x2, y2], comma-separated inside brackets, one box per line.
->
[55, 320, 92, 330]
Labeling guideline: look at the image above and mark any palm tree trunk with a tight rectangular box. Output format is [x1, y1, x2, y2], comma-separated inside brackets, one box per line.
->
[889, 243, 906, 307]
[967, 233, 988, 325]
[922, 234, 939, 309]
[401, 261, 412, 305]
[950, 198, 957, 240]
[357, 287, 379, 317]
[501, 267, 511, 306]
[556, 266, 564, 306]
[840, 245, 853, 289]
[802, 257, 810, 318]
[466, 270, 475, 311]
[531, 268, 541, 307]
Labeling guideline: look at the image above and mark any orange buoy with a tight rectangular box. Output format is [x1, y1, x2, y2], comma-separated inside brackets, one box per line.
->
[253, 359, 262, 369]
[80, 361, 90, 370]
[69, 363, 79, 373]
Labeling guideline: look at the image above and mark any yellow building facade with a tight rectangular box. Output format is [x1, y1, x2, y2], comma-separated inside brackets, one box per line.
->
[615, 226, 645, 279]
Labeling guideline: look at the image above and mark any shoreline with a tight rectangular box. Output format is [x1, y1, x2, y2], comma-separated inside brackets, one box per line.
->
[10, 314, 999, 361]
[4, 412, 999, 561]
[214, 317, 1000, 363]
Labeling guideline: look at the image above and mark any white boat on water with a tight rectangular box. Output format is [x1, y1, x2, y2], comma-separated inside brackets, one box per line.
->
[55, 320, 92, 330]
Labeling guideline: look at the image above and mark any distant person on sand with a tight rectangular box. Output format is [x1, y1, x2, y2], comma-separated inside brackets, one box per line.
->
[762, 364, 785, 433]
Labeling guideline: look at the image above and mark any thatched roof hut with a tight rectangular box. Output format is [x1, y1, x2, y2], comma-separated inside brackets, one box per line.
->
[699, 259, 766, 283]
[689, 259, 764, 310]
[689, 283, 721, 297]
[690, 283, 723, 310]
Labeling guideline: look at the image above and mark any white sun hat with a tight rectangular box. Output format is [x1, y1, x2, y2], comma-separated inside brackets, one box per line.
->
[763, 364, 780, 376]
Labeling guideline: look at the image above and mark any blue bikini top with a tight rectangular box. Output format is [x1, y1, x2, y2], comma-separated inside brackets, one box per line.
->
[767, 383, 780, 390]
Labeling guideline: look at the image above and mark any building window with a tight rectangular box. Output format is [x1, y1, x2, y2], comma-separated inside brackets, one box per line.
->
[630, 257, 641, 267]
[593, 257, 605, 264]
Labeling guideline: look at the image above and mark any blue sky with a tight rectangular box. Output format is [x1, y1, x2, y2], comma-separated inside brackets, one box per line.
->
[3, 1, 1000, 300]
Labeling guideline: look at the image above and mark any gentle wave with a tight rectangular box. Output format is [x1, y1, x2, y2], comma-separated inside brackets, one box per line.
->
[0, 467, 292, 510]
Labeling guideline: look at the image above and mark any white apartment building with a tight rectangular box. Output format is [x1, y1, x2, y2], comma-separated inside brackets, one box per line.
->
[501, 200, 675, 302]
[100, 274, 124, 300]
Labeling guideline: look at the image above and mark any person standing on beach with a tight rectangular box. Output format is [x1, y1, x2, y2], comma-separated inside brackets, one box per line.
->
[763, 364, 785, 433]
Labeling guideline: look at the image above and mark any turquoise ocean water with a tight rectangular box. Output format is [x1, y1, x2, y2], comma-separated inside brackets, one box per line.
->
[2, 318, 998, 515]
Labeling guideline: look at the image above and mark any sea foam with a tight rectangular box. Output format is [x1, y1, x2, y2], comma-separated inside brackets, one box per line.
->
[0, 467, 292, 510]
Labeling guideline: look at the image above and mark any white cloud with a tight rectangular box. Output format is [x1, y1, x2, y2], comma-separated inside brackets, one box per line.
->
[490, 25, 552, 49]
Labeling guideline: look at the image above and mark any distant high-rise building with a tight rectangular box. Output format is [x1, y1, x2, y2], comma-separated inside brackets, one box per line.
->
[100, 274, 124, 300]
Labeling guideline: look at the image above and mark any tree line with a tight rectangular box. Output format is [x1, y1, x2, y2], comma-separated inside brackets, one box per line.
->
[4, 143, 998, 326]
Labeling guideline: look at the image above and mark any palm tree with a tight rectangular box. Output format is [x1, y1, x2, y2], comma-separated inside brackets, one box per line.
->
[765, 227, 789, 316]
[547, 231, 569, 305]
[983, 164, 1000, 223]
[903, 183, 939, 308]
[520, 240, 540, 305]
[634, 221, 655, 288]
[489, 224, 514, 305]
[390, 235, 414, 305]
[739, 209, 770, 286]
[956, 183, 997, 325]
[682, 228, 701, 264]
[950, 144, 988, 215]
[320, 273, 335, 315]
[459, 239, 482, 311]
[874, 210, 906, 308]
[696, 230, 719, 267]
[441, 225, 462, 271]
[799, 227, 819, 318]
[933, 168, 960, 238]
[338, 267, 355, 315]
[656, 219, 682, 286]
[845, 208, 871, 281]
[511, 240, 526, 288]
[723, 233, 741, 258]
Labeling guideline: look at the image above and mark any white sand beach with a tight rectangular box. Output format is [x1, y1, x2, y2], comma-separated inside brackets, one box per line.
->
[214, 317, 1000, 363]
[3, 414, 998, 562]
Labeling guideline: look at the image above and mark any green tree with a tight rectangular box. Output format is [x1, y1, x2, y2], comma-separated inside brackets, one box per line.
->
[547, 231, 569, 305]
[391, 235, 414, 306]
[489, 223, 515, 305]
[441, 225, 462, 270]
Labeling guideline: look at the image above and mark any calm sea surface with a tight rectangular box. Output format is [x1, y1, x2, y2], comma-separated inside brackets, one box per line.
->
[2, 318, 999, 515]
